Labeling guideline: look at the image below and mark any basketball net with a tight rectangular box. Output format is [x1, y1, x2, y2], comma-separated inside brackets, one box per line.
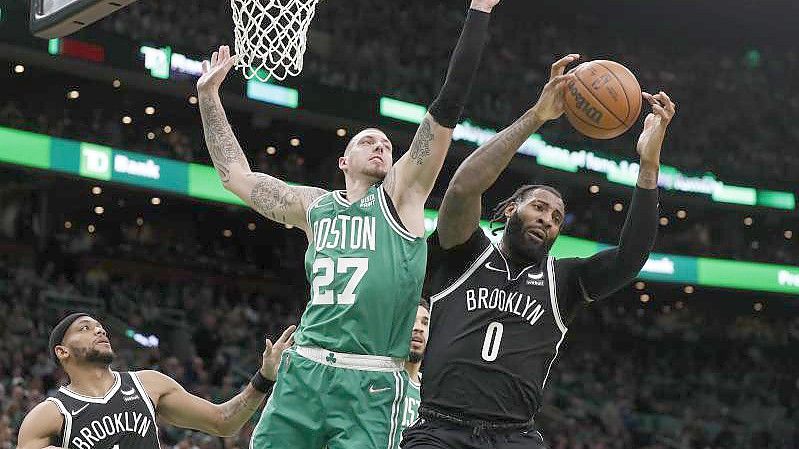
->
[231, 0, 321, 82]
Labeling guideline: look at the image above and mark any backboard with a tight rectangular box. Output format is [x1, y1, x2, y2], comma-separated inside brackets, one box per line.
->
[30, 0, 140, 39]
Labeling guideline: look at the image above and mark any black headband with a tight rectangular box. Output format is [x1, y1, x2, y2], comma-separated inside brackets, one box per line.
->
[48, 312, 91, 364]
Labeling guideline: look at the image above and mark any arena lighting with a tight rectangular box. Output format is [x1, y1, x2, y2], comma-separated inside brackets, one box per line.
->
[634, 281, 645, 290]
[94, 206, 104, 215]
[4, 126, 799, 296]
[640, 294, 650, 303]
[13, 64, 24, 74]
[290, 138, 300, 147]
[675, 301, 684, 309]
[163, 125, 172, 133]
[266, 146, 276, 155]
[188, 95, 198, 105]
[125, 329, 159, 348]
[676, 210, 687, 219]
[145, 106, 156, 115]
[588, 185, 599, 194]
[613, 202, 623, 212]
[87, 224, 96, 233]
[223, 229, 232, 237]
[744, 217, 753, 226]
[147, 132, 156, 140]
[67, 90, 79, 100]
[136, 217, 144, 226]
[683, 285, 694, 294]
[785, 230, 793, 239]
[336, 128, 347, 137]
[753, 302, 764, 312]
[112, 79, 121, 88]
[659, 217, 669, 226]
[91, 186, 101, 195]
[247, 222, 256, 231]
[121, 116, 132, 124]
[150, 197, 161, 205]
[64, 221, 72, 229]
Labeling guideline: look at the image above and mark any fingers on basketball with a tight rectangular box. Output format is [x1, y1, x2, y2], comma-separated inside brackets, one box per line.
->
[551, 53, 580, 79]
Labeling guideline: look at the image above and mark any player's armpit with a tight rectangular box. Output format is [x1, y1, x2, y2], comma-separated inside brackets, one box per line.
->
[17, 401, 63, 449]
[383, 113, 453, 236]
[227, 171, 327, 234]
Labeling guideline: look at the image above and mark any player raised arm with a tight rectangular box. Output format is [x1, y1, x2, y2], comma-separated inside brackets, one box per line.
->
[136, 325, 295, 437]
[383, 0, 499, 237]
[196, 46, 325, 236]
[436, 54, 579, 249]
[572, 92, 675, 300]
[16, 401, 63, 449]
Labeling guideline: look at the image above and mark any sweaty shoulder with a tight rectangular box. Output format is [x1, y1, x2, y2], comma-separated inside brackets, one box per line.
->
[424, 228, 492, 298]
[17, 400, 63, 446]
[133, 370, 175, 407]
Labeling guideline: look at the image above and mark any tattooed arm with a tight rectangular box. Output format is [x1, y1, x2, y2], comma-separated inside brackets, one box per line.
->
[437, 55, 578, 249]
[383, 1, 497, 237]
[197, 45, 325, 235]
[137, 325, 295, 437]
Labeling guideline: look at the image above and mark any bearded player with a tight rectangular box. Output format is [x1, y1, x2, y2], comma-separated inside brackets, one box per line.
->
[196, 1, 499, 447]
[17, 313, 295, 449]
[403, 55, 675, 448]
[395, 299, 430, 449]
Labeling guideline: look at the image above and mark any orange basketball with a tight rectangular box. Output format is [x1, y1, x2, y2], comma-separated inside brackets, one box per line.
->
[563, 60, 642, 139]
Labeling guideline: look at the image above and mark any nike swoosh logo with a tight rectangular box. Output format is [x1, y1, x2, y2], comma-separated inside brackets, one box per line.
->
[484, 262, 507, 273]
[528, 272, 544, 280]
[121, 387, 136, 396]
[71, 404, 90, 416]
[368, 385, 391, 394]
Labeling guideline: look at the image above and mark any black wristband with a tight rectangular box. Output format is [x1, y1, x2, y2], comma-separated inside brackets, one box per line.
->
[250, 371, 275, 394]
[429, 8, 491, 128]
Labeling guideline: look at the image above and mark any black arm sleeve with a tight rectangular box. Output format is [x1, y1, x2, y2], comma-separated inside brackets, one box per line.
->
[428, 9, 491, 128]
[576, 186, 660, 302]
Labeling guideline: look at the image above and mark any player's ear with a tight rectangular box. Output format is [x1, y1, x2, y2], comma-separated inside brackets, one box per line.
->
[338, 156, 348, 172]
[503, 202, 517, 218]
[55, 345, 69, 363]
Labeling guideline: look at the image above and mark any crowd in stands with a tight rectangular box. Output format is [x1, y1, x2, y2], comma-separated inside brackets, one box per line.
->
[1, 63, 796, 268]
[92, 0, 799, 189]
[1, 241, 797, 449]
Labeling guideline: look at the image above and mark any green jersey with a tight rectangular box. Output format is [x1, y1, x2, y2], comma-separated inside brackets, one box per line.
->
[295, 185, 427, 357]
[397, 374, 421, 448]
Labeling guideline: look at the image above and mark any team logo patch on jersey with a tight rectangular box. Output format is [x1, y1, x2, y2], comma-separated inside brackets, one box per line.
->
[359, 194, 375, 209]
[526, 271, 545, 286]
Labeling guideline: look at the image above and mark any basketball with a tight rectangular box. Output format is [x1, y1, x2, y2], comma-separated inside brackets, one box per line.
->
[563, 60, 642, 139]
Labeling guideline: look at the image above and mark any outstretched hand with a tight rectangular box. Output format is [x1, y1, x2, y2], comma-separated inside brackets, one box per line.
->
[197, 45, 237, 94]
[259, 324, 296, 381]
[636, 91, 676, 165]
[531, 54, 580, 122]
[470, 0, 501, 13]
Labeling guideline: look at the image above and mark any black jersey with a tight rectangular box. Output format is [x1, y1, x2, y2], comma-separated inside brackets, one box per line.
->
[422, 229, 588, 424]
[46, 371, 160, 449]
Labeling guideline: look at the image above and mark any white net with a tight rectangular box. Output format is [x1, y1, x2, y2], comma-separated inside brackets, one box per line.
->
[231, 0, 321, 82]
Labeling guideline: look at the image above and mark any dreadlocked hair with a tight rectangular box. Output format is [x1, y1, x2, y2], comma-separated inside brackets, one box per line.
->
[489, 184, 563, 235]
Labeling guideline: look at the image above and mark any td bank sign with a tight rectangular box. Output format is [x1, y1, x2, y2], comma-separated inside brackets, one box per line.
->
[80, 144, 161, 181]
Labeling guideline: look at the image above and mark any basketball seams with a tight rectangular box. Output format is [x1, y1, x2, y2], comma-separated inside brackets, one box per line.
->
[564, 78, 622, 131]
[593, 60, 640, 126]
[573, 72, 627, 126]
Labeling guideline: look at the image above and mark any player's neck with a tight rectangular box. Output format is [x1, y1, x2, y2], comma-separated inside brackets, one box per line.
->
[66, 365, 116, 397]
[404, 361, 421, 383]
[498, 238, 543, 270]
[343, 175, 378, 204]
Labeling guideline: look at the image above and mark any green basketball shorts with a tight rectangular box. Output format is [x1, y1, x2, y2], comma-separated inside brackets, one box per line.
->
[251, 346, 409, 449]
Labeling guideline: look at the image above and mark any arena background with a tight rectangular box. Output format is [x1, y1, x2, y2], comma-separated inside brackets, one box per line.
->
[1, 0, 798, 447]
